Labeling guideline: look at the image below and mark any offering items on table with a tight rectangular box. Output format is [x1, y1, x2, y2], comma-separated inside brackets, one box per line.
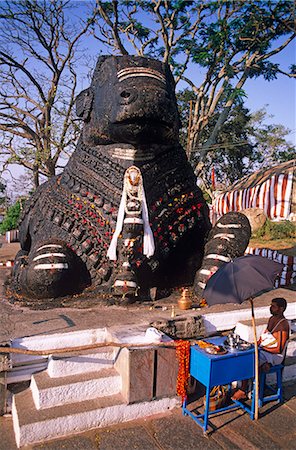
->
[224, 333, 253, 351]
[196, 339, 227, 355]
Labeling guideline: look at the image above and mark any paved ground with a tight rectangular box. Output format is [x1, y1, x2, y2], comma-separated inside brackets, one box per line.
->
[1, 382, 296, 450]
[1, 239, 295, 449]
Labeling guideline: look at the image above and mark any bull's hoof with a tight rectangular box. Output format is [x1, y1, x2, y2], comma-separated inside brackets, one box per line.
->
[16, 241, 90, 299]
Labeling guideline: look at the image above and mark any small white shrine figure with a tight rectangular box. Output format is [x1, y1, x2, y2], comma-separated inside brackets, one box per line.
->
[107, 166, 155, 297]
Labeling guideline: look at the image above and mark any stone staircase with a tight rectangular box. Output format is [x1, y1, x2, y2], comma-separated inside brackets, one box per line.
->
[10, 331, 179, 448]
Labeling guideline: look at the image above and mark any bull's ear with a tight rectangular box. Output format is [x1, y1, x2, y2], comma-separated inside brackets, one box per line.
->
[75, 88, 94, 120]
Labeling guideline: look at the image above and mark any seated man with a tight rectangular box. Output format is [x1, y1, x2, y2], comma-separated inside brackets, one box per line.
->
[232, 297, 290, 401]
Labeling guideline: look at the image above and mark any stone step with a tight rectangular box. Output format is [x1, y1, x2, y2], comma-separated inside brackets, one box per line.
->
[12, 385, 178, 448]
[11, 327, 108, 352]
[31, 367, 122, 409]
[47, 347, 117, 378]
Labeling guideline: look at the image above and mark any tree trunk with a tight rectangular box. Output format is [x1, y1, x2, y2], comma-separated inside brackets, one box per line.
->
[33, 166, 39, 189]
[194, 104, 232, 176]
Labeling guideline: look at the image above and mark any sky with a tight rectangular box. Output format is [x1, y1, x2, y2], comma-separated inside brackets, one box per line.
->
[243, 38, 296, 146]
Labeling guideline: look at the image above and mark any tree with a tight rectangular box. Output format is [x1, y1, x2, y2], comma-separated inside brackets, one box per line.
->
[0, 0, 96, 187]
[0, 1, 294, 189]
[248, 108, 296, 168]
[178, 89, 256, 188]
[0, 198, 24, 233]
[0, 179, 6, 211]
[92, 0, 295, 180]
[178, 94, 295, 193]
[202, 104, 256, 187]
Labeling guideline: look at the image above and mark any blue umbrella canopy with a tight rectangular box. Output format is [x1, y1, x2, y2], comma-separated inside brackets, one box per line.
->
[203, 255, 284, 306]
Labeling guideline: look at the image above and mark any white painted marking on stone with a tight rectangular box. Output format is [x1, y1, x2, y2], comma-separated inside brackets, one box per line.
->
[217, 223, 242, 228]
[213, 233, 235, 240]
[37, 244, 63, 251]
[33, 253, 66, 261]
[199, 269, 211, 276]
[123, 217, 143, 224]
[114, 280, 137, 288]
[124, 239, 134, 247]
[111, 148, 154, 161]
[198, 281, 206, 289]
[117, 67, 166, 84]
[34, 263, 68, 270]
[205, 254, 231, 262]
[118, 73, 166, 83]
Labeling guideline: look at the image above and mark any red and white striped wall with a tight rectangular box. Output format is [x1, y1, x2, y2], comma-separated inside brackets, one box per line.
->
[245, 247, 296, 287]
[5, 229, 19, 243]
[213, 171, 293, 221]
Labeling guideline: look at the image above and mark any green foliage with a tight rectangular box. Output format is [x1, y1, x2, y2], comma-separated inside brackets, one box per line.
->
[0, 199, 22, 234]
[248, 108, 296, 166]
[0, 180, 6, 207]
[183, 91, 256, 185]
[202, 190, 212, 204]
[253, 219, 296, 241]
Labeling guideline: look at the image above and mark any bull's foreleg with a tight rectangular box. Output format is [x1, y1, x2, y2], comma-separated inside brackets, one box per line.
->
[13, 240, 91, 299]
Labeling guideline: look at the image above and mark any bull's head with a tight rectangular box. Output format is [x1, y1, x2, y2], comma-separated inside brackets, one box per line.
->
[76, 55, 180, 146]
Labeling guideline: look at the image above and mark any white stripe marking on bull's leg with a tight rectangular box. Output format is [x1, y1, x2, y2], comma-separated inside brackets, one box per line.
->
[199, 269, 212, 276]
[205, 254, 231, 262]
[213, 233, 235, 240]
[217, 223, 242, 229]
[33, 253, 66, 261]
[37, 244, 63, 251]
[34, 263, 69, 270]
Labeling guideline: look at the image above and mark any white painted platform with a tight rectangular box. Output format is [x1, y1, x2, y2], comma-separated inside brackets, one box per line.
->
[8, 302, 296, 448]
[47, 348, 117, 378]
[31, 367, 122, 409]
[202, 301, 295, 334]
[12, 387, 178, 448]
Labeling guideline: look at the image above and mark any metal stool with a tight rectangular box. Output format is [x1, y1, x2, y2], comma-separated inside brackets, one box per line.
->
[259, 363, 284, 407]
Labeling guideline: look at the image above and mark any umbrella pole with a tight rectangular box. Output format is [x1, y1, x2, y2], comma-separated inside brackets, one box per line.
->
[250, 299, 259, 420]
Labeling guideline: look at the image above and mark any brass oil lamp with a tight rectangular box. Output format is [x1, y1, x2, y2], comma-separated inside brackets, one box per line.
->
[178, 288, 192, 310]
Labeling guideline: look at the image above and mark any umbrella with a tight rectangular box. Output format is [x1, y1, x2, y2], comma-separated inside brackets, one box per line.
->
[203, 254, 284, 420]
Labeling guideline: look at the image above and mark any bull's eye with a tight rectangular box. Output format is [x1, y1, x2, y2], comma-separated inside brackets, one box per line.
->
[120, 91, 130, 98]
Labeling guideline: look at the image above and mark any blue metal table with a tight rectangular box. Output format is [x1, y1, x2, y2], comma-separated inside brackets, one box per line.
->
[182, 336, 255, 433]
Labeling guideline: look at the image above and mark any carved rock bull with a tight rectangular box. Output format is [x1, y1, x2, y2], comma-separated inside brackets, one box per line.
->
[12, 55, 212, 301]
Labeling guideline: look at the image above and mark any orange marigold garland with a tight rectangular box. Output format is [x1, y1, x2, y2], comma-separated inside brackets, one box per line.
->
[175, 340, 191, 402]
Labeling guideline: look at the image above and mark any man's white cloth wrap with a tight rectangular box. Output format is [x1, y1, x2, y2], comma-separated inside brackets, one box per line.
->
[107, 166, 155, 261]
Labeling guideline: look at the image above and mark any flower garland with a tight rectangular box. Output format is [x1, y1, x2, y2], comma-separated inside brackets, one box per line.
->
[175, 340, 191, 402]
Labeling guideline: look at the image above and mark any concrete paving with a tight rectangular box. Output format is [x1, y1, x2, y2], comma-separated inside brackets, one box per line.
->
[1, 382, 296, 449]
[1, 240, 295, 449]
[0, 263, 295, 345]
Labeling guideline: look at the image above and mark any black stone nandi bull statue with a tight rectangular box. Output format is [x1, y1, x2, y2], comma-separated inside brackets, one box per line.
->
[11, 55, 248, 302]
